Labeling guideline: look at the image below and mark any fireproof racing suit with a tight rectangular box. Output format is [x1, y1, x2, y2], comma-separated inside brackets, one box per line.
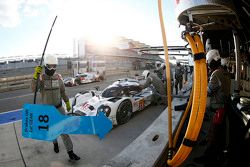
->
[202, 66, 231, 165]
[141, 72, 167, 105]
[175, 64, 184, 94]
[31, 73, 73, 152]
[207, 68, 231, 109]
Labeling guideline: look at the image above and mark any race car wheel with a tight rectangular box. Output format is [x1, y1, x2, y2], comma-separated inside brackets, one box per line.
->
[67, 112, 81, 116]
[79, 90, 89, 95]
[116, 100, 132, 125]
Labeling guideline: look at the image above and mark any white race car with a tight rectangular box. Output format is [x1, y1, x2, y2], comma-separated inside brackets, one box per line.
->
[75, 72, 100, 84]
[70, 78, 154, 125]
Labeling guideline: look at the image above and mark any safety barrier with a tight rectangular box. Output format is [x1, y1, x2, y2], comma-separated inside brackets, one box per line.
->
[0, 69, 143, 93]
[0, 71, 70, 93]
[0, 75, 32, 93]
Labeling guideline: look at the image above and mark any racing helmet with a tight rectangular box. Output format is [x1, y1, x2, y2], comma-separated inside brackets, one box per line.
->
[142, 70, 150, 79]
[206, 49, 220, 64]
[155, 61, 164, 70]
[44, 55, 58, 76]
[44, 55, 58, 65]
[206, 49, 221, 69]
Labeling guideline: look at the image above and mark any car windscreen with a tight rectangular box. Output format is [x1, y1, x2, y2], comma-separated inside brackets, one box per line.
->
[102, 86, 124, 98]
[76, 74, 87, 78]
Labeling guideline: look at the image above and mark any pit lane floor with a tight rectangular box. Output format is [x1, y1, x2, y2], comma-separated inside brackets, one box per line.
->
[0, 105, 166, 167]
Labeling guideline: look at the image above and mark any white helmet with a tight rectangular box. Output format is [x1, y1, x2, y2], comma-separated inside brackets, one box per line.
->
[155, 61, 164, 70]
[206, 49, 221, 64]
[44, 55, 58, 65]
[176, 60, 181, 65]
[142, 70, 150, 79]
[221, 57, 230, 67]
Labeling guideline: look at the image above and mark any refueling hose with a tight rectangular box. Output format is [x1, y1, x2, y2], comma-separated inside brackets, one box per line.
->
[157, 0, 173, 154]
[173, 86, 193, 150]
[168, 33, 207, 167]
[157, 1, 208, 166]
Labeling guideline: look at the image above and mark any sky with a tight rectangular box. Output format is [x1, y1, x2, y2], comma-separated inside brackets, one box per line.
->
[0, 0, 186, 58]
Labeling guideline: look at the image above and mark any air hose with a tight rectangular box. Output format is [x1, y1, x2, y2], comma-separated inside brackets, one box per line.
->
[157, 1, 207, 166]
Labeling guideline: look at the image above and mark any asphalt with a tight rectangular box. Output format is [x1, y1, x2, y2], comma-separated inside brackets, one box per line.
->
[0, 105, 167, 167]
[0, 72, 134, 113]
[0, 72, 205, 167]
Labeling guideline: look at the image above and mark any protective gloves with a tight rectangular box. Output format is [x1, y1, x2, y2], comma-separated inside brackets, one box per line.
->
[66, 101, 71, 112]
[33, 66, 42, 79]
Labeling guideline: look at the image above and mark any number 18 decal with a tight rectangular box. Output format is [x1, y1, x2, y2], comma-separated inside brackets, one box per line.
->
[38, 115, 49, 131]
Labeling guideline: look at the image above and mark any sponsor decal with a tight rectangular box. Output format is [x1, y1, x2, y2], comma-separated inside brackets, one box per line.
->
[139, 99, 145, 110]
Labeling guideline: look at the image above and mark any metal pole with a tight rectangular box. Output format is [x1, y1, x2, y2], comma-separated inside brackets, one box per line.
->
[78, 40, 80, 74]
[199, 31, 204, 45]
[33, 16, 57, 104]
[233, 30, 241, 92]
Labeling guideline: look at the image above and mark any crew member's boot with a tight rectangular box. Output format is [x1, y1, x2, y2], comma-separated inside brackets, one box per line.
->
[53, 143, 59, 153]
[68, 150, 81, 161]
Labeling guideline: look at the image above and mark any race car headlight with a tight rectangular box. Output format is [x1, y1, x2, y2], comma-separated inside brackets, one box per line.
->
[97, 105, 111, 117]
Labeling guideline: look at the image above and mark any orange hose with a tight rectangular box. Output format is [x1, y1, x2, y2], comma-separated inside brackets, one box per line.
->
[157, 0, 173, 150]
[167, 34, 207, 167]
[157, 1, 207, 166]
[173, 86, 193, 149]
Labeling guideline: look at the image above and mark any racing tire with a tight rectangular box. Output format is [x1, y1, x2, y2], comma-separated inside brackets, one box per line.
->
[116, 100, 132, 125]
[75, 78, 81, 85]
[67, 112, 81, 116]
[79, 90, 89, 94]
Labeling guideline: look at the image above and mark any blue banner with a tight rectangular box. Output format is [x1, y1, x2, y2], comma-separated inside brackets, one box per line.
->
[22, 104, 112, 141]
